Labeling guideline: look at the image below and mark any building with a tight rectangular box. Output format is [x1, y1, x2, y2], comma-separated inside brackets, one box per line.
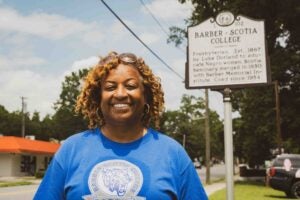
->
[0, 136, 60, 177]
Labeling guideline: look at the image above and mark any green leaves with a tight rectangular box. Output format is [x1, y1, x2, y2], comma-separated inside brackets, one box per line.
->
[160, 94, 223, 161]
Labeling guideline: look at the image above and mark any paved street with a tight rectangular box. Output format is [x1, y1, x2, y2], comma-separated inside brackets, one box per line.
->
[198, 163, 227, 183]
[0, 184, 38, 200]
[0, 164, 228, 199]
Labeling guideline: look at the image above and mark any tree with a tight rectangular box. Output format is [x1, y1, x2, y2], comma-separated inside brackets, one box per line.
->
[52, 69, 89, 140]
[0, 105, 11, 135]
[160, 95, 223, 162]
[5, 111, 23, 137]
[26, 111, 42, 137]
[169, 0, 300, 166]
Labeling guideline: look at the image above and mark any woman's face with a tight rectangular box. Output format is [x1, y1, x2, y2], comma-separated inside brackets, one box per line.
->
[100, 64, 146, 126]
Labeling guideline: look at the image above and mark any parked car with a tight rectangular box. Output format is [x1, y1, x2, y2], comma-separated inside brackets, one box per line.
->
[266, 154, 300, 198]
[193, 158, 202, 169]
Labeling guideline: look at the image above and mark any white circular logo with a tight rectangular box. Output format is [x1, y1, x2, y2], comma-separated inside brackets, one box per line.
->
[216, 11, 235, 26]
[88, 160, 143, 197]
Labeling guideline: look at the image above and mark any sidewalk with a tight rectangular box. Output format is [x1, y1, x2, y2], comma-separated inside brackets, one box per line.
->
[1, 176, 227, 196]
[204, 182, 226, 196]
[203, 175, 242, 196]
[0, 176, 41, 185]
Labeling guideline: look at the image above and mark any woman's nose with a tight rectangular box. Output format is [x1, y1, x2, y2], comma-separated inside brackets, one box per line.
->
[114, 86, 127, 98]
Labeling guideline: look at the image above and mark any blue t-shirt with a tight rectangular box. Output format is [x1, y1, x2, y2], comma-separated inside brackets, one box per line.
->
[34, 128, 208, 200]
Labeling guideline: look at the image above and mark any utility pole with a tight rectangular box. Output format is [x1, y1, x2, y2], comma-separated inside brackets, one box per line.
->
[21, 96, 26, 138]
[223, 88, 234, 200]
[182, 133, 186, 149]
[204, 88, 211, 184]
[274, 80, 282, 154]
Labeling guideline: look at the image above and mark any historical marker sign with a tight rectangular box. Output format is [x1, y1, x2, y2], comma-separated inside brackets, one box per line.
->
[186, 11, 270, 89]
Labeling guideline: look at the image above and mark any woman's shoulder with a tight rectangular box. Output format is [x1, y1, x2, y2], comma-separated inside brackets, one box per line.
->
[148, 128, 183, 148]
[54, 129, 99, 158]
[60, 128, 99, 147]
[148, 128, 192, 169]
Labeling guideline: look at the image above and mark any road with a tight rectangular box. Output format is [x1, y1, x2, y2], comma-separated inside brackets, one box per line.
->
[0, 164, 227, 199]
[0, 184, 38, 200]
[197, 164, 227, 183]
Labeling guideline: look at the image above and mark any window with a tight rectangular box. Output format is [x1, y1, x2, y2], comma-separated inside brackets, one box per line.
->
[20, 155, 31, 172]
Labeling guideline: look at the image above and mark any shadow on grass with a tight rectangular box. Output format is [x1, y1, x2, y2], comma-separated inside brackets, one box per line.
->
[264, 195, 289, 199]
[0, 181, 32, 187]
[235, 180, 265, 186]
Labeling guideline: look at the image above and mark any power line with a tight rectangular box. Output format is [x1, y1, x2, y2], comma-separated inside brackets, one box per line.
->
[139, 0, 169, 37]
[139, 0, 186, 54]
[100, 0, 184, 80]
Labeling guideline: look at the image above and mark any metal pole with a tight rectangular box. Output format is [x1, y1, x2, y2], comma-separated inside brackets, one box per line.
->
[274, 80, 282, 154]
[223, 88, 234, 200]
[21, 96, 26, 138]
[205, 88, 211, 184]
[183, 133, 186, 149]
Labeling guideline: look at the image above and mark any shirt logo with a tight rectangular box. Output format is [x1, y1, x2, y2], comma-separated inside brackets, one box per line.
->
[84, 159, 144, 200]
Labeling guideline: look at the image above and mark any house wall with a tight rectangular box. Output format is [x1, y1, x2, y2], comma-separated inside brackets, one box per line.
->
[0, 153, 54, 177]
[11, 154, 27, 176]
[0, 153, 13, 176]
[36, 155, 52, 171]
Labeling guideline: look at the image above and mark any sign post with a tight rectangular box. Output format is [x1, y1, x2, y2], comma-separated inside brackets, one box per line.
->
[186, 11, 270, 200]
[223, 87, 234, 200]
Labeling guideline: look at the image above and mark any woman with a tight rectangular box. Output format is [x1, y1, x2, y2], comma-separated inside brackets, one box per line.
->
[34, 52, 208, 200]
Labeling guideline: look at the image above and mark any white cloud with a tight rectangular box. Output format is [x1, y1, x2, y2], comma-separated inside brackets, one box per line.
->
[82, 30, 104, 47]
[0, 55, 101, 118]
[139, 32, 160, 45]
[0, 6, 103, 41]
[70, 56, 99, 73]
[1, 32, 29, 46]
[141, 0, 193, 22]
[109, 20, 137, 42]
[0, 55, 46, 70]
[0, 69, 60, 118]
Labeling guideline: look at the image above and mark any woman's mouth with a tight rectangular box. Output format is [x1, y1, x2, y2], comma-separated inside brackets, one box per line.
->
[113, 103, 130, 108]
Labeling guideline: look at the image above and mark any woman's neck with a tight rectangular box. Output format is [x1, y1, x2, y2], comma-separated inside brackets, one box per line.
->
[100, 123, 147, 143]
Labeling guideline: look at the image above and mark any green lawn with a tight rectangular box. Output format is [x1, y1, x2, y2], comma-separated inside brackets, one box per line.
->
[209, 181, 290, 200]
[0, 181, 32, 187]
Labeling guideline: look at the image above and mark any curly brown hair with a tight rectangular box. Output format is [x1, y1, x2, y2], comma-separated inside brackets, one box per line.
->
[75, 51, 165, 129]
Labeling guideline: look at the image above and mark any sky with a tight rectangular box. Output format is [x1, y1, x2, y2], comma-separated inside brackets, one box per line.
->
[0, 0, 226, 119]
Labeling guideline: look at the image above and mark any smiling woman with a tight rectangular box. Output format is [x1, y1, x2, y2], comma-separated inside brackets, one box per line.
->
[33, 51, 208, 200]
[76, 51, 164, 132]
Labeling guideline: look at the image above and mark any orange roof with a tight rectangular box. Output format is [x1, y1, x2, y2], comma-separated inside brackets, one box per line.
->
[0, 136, 60, 155]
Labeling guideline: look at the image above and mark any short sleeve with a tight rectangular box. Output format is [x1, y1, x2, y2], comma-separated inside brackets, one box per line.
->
[175, 145, 208, 200]
[179, 162, 208, 200]
[33, 158, 66, 200]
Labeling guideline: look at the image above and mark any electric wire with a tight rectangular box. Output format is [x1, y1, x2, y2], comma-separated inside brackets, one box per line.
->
[139, 0, 169, 36]
[138, 0, 186, 54]
[100, 0, 184, 80]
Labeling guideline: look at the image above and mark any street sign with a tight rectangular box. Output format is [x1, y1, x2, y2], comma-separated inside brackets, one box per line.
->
[186, 11, 270, 89]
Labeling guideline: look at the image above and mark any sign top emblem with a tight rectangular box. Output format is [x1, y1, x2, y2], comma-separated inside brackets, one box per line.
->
[216, 11, 235, 26]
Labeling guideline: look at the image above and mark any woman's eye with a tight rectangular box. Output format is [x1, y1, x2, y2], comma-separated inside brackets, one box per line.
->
[126, 84, 137, 90]
[104, 85, 116, 91]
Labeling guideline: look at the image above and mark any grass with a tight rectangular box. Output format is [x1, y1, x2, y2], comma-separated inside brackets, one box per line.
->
[209, 181, 289, 200]
[0, 181, 32, 187]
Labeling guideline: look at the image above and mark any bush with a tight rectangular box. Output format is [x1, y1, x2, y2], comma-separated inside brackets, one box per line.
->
[35, 170, 45, 178]
[239, 165, 266, 177]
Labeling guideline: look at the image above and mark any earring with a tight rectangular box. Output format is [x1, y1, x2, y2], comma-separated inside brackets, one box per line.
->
[144, 104, 150, 114]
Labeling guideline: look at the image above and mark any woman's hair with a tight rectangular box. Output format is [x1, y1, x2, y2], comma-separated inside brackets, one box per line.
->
[75, 51, 164, 129]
